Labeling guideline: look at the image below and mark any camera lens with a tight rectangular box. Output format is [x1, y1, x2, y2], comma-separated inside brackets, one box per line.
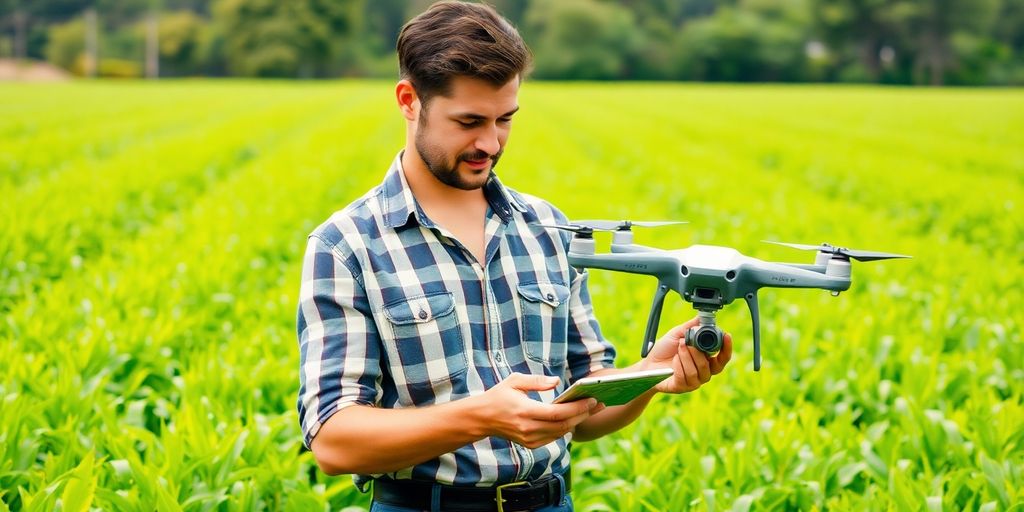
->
[695, 328, 722, 353]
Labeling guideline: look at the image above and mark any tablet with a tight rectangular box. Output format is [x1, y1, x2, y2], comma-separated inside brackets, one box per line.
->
[552, 368, 674, 406]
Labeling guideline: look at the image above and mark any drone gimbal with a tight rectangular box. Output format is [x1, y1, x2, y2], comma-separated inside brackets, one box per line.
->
[538, 220, 911, 371]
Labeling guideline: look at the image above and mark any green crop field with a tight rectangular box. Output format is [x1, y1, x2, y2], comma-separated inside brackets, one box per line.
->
[1, 81, 1022, 511]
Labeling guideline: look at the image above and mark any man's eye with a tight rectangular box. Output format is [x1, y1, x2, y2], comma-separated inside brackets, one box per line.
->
[498, 118, 512, 125]
[457, 120, 479, 128]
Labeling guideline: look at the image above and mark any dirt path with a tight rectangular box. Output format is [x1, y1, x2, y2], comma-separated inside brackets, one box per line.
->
[0, 59, 71, 81]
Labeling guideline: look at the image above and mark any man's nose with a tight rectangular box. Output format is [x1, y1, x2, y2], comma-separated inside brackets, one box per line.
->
[475, 125, 500, 156]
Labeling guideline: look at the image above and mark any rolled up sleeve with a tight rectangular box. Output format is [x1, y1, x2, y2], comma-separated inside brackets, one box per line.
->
[296, 235, 381, 450]
[564, 265, 617, 384]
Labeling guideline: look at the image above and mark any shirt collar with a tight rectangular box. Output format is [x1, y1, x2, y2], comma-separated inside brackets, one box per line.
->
[381, 151, 528, 229]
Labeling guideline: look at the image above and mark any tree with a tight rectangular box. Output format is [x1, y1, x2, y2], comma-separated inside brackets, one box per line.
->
[212, 0, 359, 77]
[2, 0, 87, 60]
[813, 0, 900, 81]
[676, 0, 811, 82]
[155, 9, 204, 76]
[893, 0, 1000, 85]
[811, 0, 1007, 84]
[44, 14, 84, 71]
[524, 0, 640, 80]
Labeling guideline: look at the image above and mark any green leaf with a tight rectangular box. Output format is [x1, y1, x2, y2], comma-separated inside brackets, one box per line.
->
[94, 487, 138, 511]
[702, 489, 716, 512]
[61, 452, 96, 512]
[837, 462, 866, 488]
[154, 482, 184, 512]
[979, 454, 1009, 507]
[181, 489, 228, 509]
[730, 495, 754, 512]
[860, 442, 888, 480]
[284, 492, 324, 512]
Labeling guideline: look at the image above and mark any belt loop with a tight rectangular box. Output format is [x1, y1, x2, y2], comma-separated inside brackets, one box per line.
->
[430, 482, 442, 512]
[554, 473, 566, 502]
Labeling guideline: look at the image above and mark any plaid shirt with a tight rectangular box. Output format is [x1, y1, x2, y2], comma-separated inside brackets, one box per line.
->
[296, 152, 616, 490]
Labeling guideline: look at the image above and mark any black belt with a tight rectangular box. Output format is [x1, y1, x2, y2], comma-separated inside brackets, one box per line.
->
[372, 469, 570, 512]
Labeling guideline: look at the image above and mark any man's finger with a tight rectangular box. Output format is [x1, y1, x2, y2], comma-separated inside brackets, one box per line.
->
[564, 407, 595, 430]
[539, 399, 597, 422]
[676, 343, 701, 389]
[556, 404, 601, 436]
[664, 316, 701, 339]
[529, 405, 599, 442]
[710, 332, 733, 374]
[507, 372, 559, 392]
[657, 351, 687, 393]
[688, 346, 711, 383]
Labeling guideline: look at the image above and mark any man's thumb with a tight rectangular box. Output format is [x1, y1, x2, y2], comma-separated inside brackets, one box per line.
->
[506, 372, 559, 391]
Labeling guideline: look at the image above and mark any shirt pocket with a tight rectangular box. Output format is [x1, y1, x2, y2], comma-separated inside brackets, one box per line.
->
[517, 281, 571, 366]
[382, 291, 468, 391]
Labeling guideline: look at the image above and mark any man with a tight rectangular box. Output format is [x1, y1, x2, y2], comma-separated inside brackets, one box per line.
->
[296, 2, 732, 511]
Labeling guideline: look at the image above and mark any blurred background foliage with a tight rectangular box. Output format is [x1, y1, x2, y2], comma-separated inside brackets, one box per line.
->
[1, 0, 1023, 84]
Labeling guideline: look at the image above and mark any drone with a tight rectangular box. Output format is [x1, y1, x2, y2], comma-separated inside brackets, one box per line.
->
[537, 220, 911, 371]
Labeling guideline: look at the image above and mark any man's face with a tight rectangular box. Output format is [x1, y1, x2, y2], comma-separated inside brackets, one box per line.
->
[414, 76, 520, 190]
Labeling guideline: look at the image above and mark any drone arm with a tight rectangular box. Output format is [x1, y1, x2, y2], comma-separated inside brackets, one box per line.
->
[609, 243, 661, 254]
[771, 262, 826, 274]
[641, 283, 671, 358]
[744, 260, 849, 292]
[568, 252, 678, 278]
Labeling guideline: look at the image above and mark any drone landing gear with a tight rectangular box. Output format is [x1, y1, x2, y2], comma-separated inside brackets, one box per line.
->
[744, 292, 762, 371]
[640, 284, 727, 360]
[640, 283, 670, 358]
[641, 284, 764, 371]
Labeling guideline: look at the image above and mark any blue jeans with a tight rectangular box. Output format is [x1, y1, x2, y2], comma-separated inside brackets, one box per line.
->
[369, 495, 573, 512]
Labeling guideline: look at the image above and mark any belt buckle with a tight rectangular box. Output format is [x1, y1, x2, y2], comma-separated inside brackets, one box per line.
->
[495, 480, 529, 512]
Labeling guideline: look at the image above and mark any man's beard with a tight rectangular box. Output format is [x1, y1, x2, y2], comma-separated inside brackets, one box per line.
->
[415, 126, 502, 191]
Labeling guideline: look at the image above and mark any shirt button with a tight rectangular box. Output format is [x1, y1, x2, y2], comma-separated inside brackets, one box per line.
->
[418, 310, 428, 320]
[545, 293, 555, 301]
[495, 352, 503, 362]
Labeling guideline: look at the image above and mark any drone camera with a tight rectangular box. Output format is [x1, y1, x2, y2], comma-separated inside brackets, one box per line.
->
[695, 328, 722, 353]
[686, 311, 724, 355]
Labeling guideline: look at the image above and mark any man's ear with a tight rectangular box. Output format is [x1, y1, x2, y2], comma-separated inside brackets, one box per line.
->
[395, 80, 420, 122]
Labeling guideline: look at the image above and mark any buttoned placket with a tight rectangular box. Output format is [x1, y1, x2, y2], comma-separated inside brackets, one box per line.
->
[476, 209, 534, 480]
[483, 212, 536, 480]
[425, 205, 530, 480]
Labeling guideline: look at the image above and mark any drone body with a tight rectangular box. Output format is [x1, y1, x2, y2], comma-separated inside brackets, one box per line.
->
[539, 220, 910, 371]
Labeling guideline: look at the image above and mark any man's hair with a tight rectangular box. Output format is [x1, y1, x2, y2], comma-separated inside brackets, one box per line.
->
[397, 1, 532, 106]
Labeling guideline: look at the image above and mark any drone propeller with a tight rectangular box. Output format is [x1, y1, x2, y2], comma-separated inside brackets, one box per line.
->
[536, 223, 594, 235]
[570, 220, 688, 231]
[763, 240, 911, 262]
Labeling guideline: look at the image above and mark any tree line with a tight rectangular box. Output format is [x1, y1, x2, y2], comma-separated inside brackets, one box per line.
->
[2, 0, 1023, 85]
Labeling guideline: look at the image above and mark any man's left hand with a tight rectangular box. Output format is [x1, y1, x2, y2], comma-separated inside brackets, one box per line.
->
[642, 316, 732, 394]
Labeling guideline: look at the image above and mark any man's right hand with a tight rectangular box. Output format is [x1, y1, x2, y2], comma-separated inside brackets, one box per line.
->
[475, 373, 605, 449]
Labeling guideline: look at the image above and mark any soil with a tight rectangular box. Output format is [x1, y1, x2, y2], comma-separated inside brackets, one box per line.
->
[0, 59, 72, 81]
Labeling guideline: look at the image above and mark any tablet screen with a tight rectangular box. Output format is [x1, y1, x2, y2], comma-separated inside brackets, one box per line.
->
[553, 368, 673, 406]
